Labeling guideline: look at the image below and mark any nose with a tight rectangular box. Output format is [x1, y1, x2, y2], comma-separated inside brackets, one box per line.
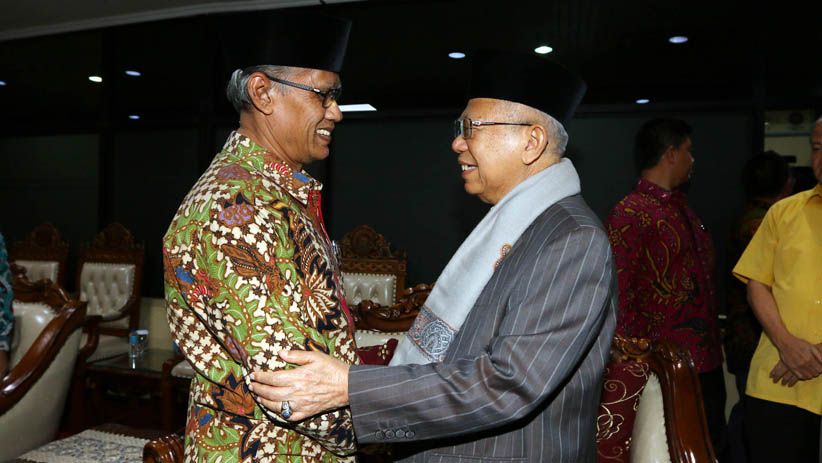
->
[452, 134, 467, 154]
[326, 100, 343, 122]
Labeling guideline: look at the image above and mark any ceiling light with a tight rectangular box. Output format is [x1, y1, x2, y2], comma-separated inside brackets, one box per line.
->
[635, 98, 650, 104]
[125, 70, 142, 77]
[339, 104, 377, 112]
[534, 45, 553, 55]
[448, 52, 466, 59]
[668, 36, 688, 44]
[128, 114, 140, 120]
[0, 80, 6, 86]
[88, 75, 103, 83]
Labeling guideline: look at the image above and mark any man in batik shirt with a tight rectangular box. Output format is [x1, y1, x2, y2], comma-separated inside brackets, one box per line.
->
[605, 118, 726, 454]
[163, 12, 357, 462]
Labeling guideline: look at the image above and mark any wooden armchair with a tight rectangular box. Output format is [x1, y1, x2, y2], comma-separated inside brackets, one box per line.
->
[0, 275, 89, 461]
[340, 225, 407, 306]
[144, 433, 185, 463]
[76, 222, 144, 361]
[9, 223, 69, 286]
[354, 283, 430, 333]
[352, 283, 430, 366]
[596, 334, 716, 463]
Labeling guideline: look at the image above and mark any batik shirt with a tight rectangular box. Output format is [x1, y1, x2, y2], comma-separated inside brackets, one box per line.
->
[0, 233, 13, 352]
[163, 131, 359, 463]
[606, 179, 722, 373]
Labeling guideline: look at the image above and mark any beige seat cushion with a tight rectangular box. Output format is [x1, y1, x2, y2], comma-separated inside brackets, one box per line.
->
[342, 272, 396, 306]
[355, 330, 405, 348]
[0, 302, 82, 461]
[171, 359, 196, 379]
[14, 260, 59, 284]
[79, 262, 135, 328]
[630, 373, 671, 463]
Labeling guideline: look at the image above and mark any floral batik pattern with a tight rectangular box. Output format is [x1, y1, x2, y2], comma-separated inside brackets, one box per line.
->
[605, 179, 722, 373]
[164, 131, 359, 462]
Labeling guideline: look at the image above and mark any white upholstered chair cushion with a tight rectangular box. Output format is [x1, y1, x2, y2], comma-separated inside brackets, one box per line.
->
[14, 260, 59, 284]
[630, 373, 672, 463]
[9, 302, 54, 366]
[0, 302, 82, 461]
[79, 262, 135, 328]
[355, 330, 406, 348]
[171, 359, 196, 379]
[342, 272, 396, 306]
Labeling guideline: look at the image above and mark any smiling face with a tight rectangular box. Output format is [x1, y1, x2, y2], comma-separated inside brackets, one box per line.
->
[270, 68, 342, 167]
[451, 98, 533, 205]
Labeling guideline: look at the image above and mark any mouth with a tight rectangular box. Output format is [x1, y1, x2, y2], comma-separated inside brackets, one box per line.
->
[460, 163, 477, 175]
[316, 128, 333, 139]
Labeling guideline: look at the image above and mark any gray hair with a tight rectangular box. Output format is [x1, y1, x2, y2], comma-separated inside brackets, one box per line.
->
[816, 115, 822, 125]
[543, 112, 569, 156]
[499, 100, 568, 156]
[225, 65, 301, 113]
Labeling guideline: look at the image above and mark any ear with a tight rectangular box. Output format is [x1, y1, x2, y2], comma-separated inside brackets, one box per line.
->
[661, 144, 678, 165]
[521, 124, 549, 165]
[246, 72, 276, 115]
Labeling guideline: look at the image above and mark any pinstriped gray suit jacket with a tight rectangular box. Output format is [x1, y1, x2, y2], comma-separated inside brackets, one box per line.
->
[348, 195, 617, 462]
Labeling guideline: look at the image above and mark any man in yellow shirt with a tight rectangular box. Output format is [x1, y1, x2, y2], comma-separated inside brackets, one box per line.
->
[732, 117, 822, 462]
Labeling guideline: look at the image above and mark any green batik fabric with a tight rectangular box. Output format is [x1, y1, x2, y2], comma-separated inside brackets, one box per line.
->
[163, 131, 359, 463]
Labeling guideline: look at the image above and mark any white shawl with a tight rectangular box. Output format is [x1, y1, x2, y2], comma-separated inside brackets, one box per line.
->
[390, 158, 582, 365]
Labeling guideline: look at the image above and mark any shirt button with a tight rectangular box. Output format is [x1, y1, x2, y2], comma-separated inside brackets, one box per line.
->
[384, 430, 395, 438]
[406, 430, 415, 438]
[395, 430, 406, 438]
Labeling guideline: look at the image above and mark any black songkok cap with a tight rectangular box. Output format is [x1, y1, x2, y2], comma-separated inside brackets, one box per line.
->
[468, 50, 587, 127]
[220, 11, 352, 74]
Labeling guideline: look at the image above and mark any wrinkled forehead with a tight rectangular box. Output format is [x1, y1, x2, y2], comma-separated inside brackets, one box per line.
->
[461, 98, 513, 118]
[300, 68, 341, 87]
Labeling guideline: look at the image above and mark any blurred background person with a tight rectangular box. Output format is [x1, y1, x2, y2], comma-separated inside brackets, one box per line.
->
[724, 150, 792, 463]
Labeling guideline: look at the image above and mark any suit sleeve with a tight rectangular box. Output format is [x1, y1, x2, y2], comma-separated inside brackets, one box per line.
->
[348, 226, 614, 443]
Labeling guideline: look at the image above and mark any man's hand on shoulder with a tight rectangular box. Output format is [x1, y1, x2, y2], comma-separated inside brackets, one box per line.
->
[249, 349, 350, 422]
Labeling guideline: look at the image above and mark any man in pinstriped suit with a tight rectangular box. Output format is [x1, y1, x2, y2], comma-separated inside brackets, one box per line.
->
[250, 50, 617, 462]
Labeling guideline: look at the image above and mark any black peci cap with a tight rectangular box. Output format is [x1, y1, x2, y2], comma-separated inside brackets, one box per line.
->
[220, 10, 352, 75]
[467, 50, 586, 126]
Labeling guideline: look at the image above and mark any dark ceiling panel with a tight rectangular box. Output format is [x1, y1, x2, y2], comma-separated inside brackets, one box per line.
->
[0, 0, 820, 127]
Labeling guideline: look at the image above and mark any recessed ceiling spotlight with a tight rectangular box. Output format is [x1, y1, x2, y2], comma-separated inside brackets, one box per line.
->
[448, 52, 466, 59]
[636, 98, 650, 104]
[0, 80, 6, 86]
[88, 75, 103, 83]
[128, 114, 140, 120]
[668, 36, 688, 44]
[534, 45, 553, 55]
[125, 70, 142, 77]
[339, 104, 377, 112]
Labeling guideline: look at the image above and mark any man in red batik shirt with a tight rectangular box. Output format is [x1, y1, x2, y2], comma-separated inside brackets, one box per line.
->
[606, 118, 726, 456]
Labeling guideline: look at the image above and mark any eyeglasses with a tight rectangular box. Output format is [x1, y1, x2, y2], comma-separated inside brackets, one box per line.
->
[453, 117, 532, 140]
[265, 74, 342, 108]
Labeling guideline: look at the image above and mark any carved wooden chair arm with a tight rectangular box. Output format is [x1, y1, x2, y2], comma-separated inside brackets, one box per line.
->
[143, 433, 185, 463]
[0, 302, 86, 415]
